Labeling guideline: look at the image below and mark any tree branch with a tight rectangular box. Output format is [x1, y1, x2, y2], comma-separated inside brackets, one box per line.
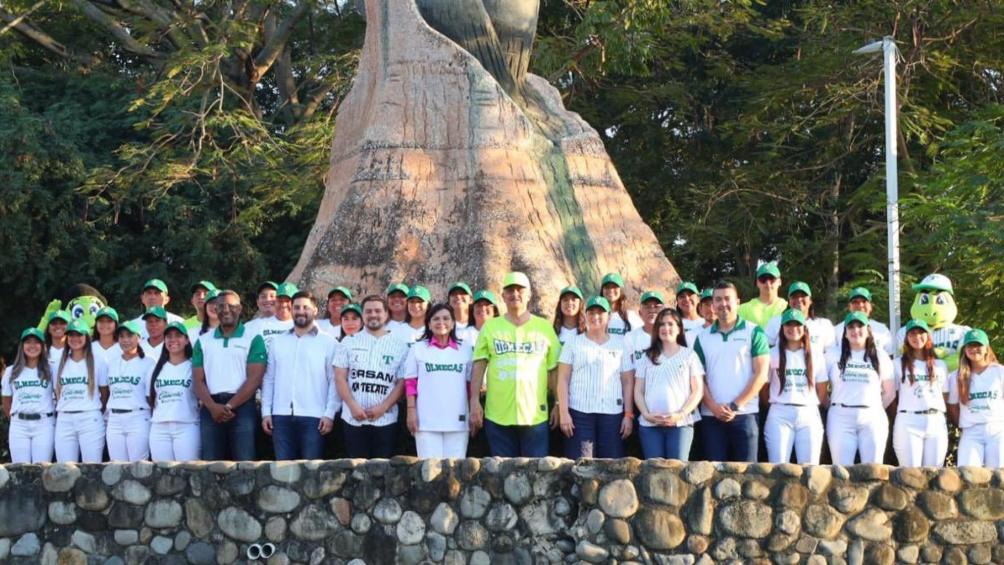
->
[72, 0, 163, 59]
[0, 8, 98, 65]
[252, 0, 309, 81]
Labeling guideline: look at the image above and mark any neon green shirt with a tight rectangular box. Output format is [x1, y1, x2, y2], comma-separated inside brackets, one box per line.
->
[183, 316, 200, 330]
[473, 315, 561, 426]
[737, 297, 788, 328]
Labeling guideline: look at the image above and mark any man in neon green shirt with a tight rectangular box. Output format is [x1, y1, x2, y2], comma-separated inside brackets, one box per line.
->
[737, 262, 788, 328]
[470, 272, 561, 457]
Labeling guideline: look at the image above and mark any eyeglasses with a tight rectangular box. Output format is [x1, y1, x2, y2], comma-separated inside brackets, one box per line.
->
[216, 304, 240, 311]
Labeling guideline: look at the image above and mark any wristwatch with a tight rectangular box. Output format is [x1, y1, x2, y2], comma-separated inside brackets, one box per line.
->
[727, 401, 739, 412]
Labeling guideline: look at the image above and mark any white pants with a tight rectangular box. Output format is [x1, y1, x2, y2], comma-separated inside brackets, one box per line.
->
[765, 404, 824, 464]
[958, 423, 1004, 468]
[149, 421, 201, 462]
[9, 416, 55, 463]
[892, 412, 948, 467]
[55, 410, 106, 463]
[415, 431, 469, 459]
[106, 410, 151, 462]
[826, 405, 889, 465]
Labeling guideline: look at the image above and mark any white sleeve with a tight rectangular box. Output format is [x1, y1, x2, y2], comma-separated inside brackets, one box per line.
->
[688, 351, 705, 379]
[324, 339, 340, 419]
[935, 360, 949, 394]
[878, 353, 894, 382]
[332, 339, 349, 369]
[811, 349, 828, 384]
[947, 370, 960, 404]
[402, 346, 418, 380]
[1, 367, 12, 396]
[633, 355, 649, 380]
[558, 338, 575, 365]
[764, 317, 780, 347]
[261, 341, 277, 417]
[95, 358, 109, 387]
[892, 359, 904, 391]
[620, 344, 633, 374]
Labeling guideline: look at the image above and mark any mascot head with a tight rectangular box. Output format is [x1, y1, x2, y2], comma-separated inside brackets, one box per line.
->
[62, 284, 108, 331]
[909, 274, 957, 330]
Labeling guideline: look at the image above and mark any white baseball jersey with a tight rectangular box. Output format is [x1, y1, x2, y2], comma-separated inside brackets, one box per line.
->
[634, 348, 703, 426]
[896, 323, 970, 358]
[402, 339, 473, 432]
[456, 323, 479, 348]
[334, 330, 409, 427]
[106, 355, 155, 411]
[558, 334, 633, 414]
[893, 358, 948, 412]
[2, 366, 55, 415]
[56, 357, 109, 412]
[140, 339, 164, 360]
[948, 364, 1004, 428]
[765, 315, 837, 354]
[607, 310, 644, 337]
[827, 349, 894, 409]
[682, 318, 706, 348]
[836, 319, 894, 355]
[91, 342, 123, 365]
[558, 325, 580, 347]
[130, 311, 184, 339]
[768, 347, 828, 405]
[389, 323, 425, 347]
[48, 346, 65, 377]
[624, 326, 653, 369]
[252, 317, 295, 352]
[151, 360, 199, 423]
[316, 319, 345, 339]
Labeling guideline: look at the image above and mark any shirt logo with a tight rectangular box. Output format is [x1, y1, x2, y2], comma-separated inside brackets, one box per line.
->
[383, 355, 396, 365]
[424, 362, 464, 373]
[492, 339, 545, 355]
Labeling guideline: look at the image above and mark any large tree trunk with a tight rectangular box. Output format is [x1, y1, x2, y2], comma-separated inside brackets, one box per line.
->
[290, 0, 678, 310]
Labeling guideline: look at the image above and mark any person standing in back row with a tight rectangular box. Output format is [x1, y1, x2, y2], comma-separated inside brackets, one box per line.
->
[599, 273, 643, 336]
[737, 262, 787, 328]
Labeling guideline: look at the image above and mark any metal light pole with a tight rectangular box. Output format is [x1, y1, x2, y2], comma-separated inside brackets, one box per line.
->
[853, 36, 902, 335]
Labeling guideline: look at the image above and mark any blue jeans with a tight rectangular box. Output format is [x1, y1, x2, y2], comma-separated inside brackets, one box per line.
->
[200, 397, 256, 461]
[484, 419, 549, 457]
[342, 422, 396, 459]
[271, 415, 326, 460]
[700, 413, 759, 462]
[639, 425, 695, 461]
[564, 410, 625, 459]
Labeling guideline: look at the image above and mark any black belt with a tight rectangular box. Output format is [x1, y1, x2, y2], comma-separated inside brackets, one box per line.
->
[833, 403, 870, 409]
[60, 410, 91, 414]
[16, 412, 53, 421]
[110, 408, 147, 414]
[777, 403, 807, 407]
[899, 409, 942, 415]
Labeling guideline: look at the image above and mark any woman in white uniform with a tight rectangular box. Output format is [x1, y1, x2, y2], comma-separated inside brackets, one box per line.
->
[675, 282, 705, 346]
[391, 285, 431, 345]
[764, 309, 827, 464]
[552, 286, 584, 345]
[599, 272, 643, 336]
[764, 282, 836, 355]
[149, 322, 200, 461]
[403, 304, 474, 458]
[820, 312, 894, 465]
[948, 329, 1004, 467]
[45, 310, 71, 376]
[54, 319, 109, 463]
[2, 328, 56, 463]
[892, 319, 949, 467]
[91, 307, 122, 364]
[105, 320, 155, 461]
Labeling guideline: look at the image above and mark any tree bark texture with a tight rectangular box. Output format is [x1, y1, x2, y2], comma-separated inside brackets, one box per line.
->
[290, 0, 678, 310]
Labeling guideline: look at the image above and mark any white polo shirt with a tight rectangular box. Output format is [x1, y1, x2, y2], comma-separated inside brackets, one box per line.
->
[262, 326, 341, 419]
[948, 364, 1004, 428]
[56, 357, 109, 412]
[402, 339, 473, 432]
[894, 358, 948, 412]
[768, 347, 827, 405]
[151, 360, 199, 423]
[694, 318, 770, 415]
[765, 315, 837, 354]
[192, 324, 268, 395]
[558, 334, 633, 414]
[634, 348, 704, 426]
[106, 355, 155, 411]
[827, 349, 894, 409]
[2, 366, 55, 416]
[334, 330, 409, 427]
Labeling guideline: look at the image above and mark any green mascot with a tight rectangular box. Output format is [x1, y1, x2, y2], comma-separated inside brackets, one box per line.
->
[898, 273, 970, 371]
[37, 284, 109, 333]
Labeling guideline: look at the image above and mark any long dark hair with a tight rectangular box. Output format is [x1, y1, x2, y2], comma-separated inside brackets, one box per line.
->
[901, 330, 937, 387]
[149, 330, 193, 401]
[11, 336, 51, 384]
[553, 293, 584, 335]
[421, 303, 460, 344]
[958, 344, 1000, 406]
[603, 284, 633, 332]
[837, 323, 880, 375]
[645, 309, 687, 365]
[777, 321, 815, 391]
[56, 333, 97, 399]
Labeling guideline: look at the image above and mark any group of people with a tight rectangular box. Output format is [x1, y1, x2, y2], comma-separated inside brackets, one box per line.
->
[2, 265, 1001, 469]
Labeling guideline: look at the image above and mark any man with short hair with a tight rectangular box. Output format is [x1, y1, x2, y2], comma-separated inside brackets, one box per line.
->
[626, 290, 665, 364]
[262, 291, 340, 460]
[694, 281, 770, 462]
[334, 295, 410, 458]
[737, 262, 787, 328]
[183, 280, 217, 331]
[192, 290, 267, 461]
[129, 279, 184, 338]
[469, 272, 561, 457]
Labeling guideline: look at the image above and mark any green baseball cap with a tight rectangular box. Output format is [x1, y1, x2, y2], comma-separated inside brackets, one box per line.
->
[257, 281, 279, 294]
[142, 306, 168, 321]
[473, 290, 499, 306]
[781, 309, 807, 326]
[788, 281, 812, 298]
[843, 311, 869, 327]
[585, 296, 611, 312]
[66, 319, 90, 335]
[700, 288, 713, 300]
[756, 262, 781, 279]
[641, 290, 666, 304]
[341, 303, 363, 317]
[502, 272, 531, 289]
[676, 282, 699, 296]
[48, 310, 72, 325]
[276, 282, 299, 299]
[601, 272, 624, 288]
[407, 285, 432, 303]
[903, 319, 931, 335]
[448, 282, 473, 296]
[559, 286, 584, 300]
[328, 286, 353, 300]
[386, 282, 409, 296]
[964, 329, 990, 347]
[190, 280, 217, 293]
[115, 320, 143, 336]
[848, 287, 873, 302]
[913, 273, 954, 295]
[95, 307, 120, 323]
[20, 327, 45, 342]
[165, 321, 189, 336]
[206, 289, 222, 302]
[143, 278, 169, 293]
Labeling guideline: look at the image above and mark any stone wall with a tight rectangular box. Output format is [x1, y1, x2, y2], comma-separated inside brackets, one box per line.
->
[1, 458, 1003, 564]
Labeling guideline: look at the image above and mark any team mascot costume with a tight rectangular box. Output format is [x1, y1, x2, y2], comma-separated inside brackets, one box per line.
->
[897, 274, 970, 371]
[37, 284, 109, 332]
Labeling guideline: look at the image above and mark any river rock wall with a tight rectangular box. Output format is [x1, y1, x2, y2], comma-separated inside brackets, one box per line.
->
[1, 458, 1003, 564]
